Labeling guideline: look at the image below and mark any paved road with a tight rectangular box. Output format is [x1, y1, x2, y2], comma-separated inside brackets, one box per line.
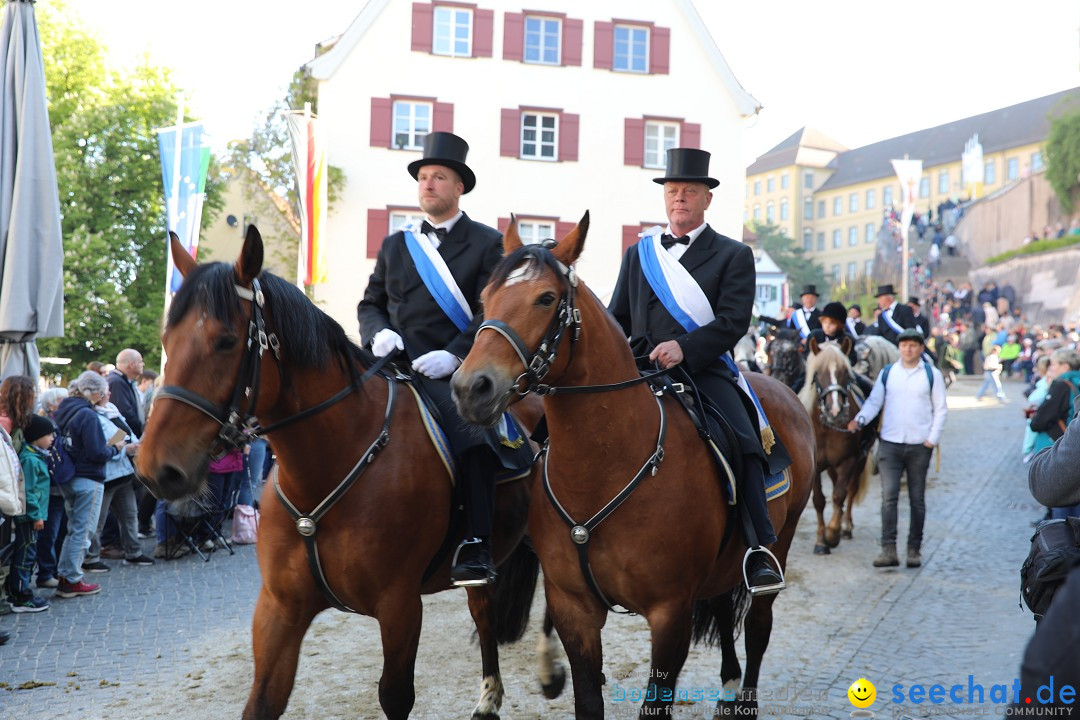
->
[0, 374, 1044, 719]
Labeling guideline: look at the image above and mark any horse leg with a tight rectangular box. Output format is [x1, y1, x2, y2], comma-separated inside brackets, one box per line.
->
[823, 467, 843, 548]
[739, 593, 779, 715]
[841, 459, 858, 539]
[243, 587, 319, 720]
[376, 593, 424, 720]
[538, 605, 567, 699]
[466, 586, 504, 720]
[640, 602, 692, 719]
[702, 591, 744, 717]
[546, 583, 606, 720]
[811, 473, 829, 555]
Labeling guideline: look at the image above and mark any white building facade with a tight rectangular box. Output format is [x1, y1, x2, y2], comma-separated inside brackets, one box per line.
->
[306, 0, 759, 340]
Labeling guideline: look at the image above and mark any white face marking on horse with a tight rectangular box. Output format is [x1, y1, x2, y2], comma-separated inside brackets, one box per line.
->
[829, 366, 840, 415]
[505, 259, 541, 286]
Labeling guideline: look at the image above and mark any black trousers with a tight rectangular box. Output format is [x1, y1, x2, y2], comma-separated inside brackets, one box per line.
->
[459, 447, 497, 539]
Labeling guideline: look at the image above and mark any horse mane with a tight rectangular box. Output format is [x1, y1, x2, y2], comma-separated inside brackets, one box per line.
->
[167, 262, 364, 385]
[799, 342, 850, 414]
[487, 243, 568, 292]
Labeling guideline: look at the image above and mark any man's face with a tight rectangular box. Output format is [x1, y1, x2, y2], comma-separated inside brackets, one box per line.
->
[122, 353, 144, 380]
[417, 164, 463, 219]
[898, 339, 923, 363]
[877, 293, 894, 310]
[800, 294, 817, 309]
[664, 182, 712, 231]
[848, 308, 861, 320]
[820, 317, 841, 336]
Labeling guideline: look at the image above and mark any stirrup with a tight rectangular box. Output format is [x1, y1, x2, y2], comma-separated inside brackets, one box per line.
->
[451, 538, 495, 588]
[742, 546, 786, 597]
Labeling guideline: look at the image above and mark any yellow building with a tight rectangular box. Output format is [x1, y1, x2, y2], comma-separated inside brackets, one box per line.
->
[746, 87, 1076, 286]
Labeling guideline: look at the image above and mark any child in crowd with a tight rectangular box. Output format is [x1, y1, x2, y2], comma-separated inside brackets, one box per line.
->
[975, 345, 1007, 403]
[5, 416, 57, 613]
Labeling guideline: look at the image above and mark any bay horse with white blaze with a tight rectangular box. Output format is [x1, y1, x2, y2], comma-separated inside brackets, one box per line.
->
[135, 229, 548, 720]
[798, 339, 874, 555]
[451, 215, 815, 719]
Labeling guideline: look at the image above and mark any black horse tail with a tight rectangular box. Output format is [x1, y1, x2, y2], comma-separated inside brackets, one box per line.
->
[691, 585, 752, 647]
[494, 539, 540, 644]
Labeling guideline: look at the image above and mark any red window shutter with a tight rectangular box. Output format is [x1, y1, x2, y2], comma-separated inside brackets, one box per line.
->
[562, 18, 583, 66]
[503, 12, 524, 61]
[559, 113, 579, 162]
[474, 8, 494, 58]
[411, 3, 434, 53]
[433, 102, 454, 133]
[624, 118, 645, 166]
[622, 224, 640, 253]
[367, 209, 390, 259]
[370, 97, 392, 148]
[500, 108, 520, 158]
[650, 26, 670, 74]
[681, 122, 701, 149]
[555, 221, 575, 241]
[594, 21, 613, 70]
[497, 217, 511, 234]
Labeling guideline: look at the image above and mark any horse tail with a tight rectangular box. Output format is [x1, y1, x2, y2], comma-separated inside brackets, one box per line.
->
[851, 445, 874, 506]
[691, 584, 752, 647]
[493, 539, 540, 644]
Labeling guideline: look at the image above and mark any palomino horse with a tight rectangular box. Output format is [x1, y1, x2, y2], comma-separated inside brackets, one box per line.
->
[762, 328, 805, 390]
[136, 229, 548, 720]
[451, 215, 815, 719]
[798, 339, 874, 555]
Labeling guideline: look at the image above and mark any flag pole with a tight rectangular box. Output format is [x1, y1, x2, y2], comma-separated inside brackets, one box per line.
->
[161, 92, 184, 373]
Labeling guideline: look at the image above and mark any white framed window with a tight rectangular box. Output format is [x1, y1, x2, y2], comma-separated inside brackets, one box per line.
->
[754, 180, 761, 196]
[517, 219, 556, 245]
[816, 232, 824, 251]
[767, 176, 775, 193]
[803, 198, 813, 220]
[644, 121, 679, 169]
[756, 284, 777, 302]
[389, 211, 426, 234]
[848, 226, 858, 246]
[521, 112, 558, 160]
[804, 171, 814, 189]
[1031, 151, 1044, 171]
[831, 264, 841, 282]
[781, 173, 789, 190]
[752, 204, 761, 220]
[865, 259, 874, 276]
[817, 200, 825, 218]
[524, 15, 561, 64]
[833, 197, 843, 216]
[1007, 157, 1019, 180]
[938, 169, 949, 194]
[918, 177, 930, 198]
[865, 223, 875, 244]
[803, 228, 813, 251]
[613, 25, 649, 72]
[849, 193, 858, 213]
[433, 6, 472, 57]
[392, 100, 432, 150]
[832, 229, 841, 248]
[847, 262, 857, 281]
[883, 185, 894, 206]
[766, 201, 775, 223]
[984, 159, 996, 184]
[780, 198, 789, 221]
[866, 188, 876, 209]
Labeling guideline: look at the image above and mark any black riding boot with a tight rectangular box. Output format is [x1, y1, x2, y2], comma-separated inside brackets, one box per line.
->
[450, 449, 497, 587]
[740, 458, 785, 596]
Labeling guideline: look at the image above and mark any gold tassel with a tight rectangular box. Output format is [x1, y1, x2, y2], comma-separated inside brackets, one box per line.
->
[501, 436, 525, 449]
[760, 425, 775, 455]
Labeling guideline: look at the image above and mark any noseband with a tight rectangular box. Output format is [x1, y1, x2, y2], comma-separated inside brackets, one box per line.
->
[813, 371, 860, 432]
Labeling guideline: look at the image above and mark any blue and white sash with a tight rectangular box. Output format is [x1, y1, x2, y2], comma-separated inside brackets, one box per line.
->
[402, 223, 473, 333]
[790, 307, 812, 339]
[881, 305, 905, 336]
[846, 317, 859, 337]
[636, 228, 775, 454]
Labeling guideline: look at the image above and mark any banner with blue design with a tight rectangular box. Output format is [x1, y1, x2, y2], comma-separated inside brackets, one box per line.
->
[158, 123, 211, 292]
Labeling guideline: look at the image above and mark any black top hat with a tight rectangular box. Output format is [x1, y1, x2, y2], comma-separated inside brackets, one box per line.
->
[800, 284, 819, 297]
[820, 301, 847, 322]
[907, 296, 921, 306]
[652, 148, 720, 188]
[874, 284, 897, 297]
[407, 132, 476, 194]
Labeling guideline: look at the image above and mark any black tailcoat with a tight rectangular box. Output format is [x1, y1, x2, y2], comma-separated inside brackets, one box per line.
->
[875, 302, 917, 345]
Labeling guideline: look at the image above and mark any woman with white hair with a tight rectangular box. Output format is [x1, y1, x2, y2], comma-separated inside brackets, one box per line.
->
[51, 371, 128, 598]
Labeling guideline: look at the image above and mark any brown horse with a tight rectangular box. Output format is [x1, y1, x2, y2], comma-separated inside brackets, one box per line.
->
[135, 228, 548, 720]
[451, 216, 815, 719]
[762, 328, 805, 390]
[798, 339, 873, 555]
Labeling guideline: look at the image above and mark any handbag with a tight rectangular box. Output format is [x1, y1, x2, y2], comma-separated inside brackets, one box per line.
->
[231, 503, 259, 544]
[0, 426, 25, 517]
[1020, 517, 1080, 620]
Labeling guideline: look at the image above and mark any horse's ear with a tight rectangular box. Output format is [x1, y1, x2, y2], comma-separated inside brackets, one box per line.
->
[503, 214, 522, 255]
[235, 224, 265, 285]
[551, 210, 589, 266]
[170, 231, 197, 279]
[841, 336, 853, 358]
[808, 336, 820, 355]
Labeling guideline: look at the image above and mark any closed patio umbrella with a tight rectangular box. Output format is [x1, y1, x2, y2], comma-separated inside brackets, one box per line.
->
[0, 0, 64, 380]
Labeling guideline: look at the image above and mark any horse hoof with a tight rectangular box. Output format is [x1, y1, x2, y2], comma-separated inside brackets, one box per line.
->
[471, 712, 499, 720]
[813, 544, 830, 555]
[541, 664, 566, 699]
[841, 529, 853, 539]
[824, 531, 841, 548]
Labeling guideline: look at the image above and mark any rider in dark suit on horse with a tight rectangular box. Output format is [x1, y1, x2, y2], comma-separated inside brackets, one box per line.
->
[358, 132, 519, 586]
[609, 148, 792, 595]
[872, 284, 917, 345]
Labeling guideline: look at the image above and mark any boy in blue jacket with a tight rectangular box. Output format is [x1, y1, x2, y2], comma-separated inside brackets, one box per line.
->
[6, 416, 56, 612]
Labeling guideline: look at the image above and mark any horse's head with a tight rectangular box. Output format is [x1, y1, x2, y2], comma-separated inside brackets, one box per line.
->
[764, 330, 804, 388]
[801, 337, 855, 426]
[136, 226, 275, 499]
[452, 212, 589, 426]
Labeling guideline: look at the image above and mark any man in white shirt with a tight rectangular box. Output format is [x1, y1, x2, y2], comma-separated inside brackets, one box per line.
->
[847, 328, 948, 568]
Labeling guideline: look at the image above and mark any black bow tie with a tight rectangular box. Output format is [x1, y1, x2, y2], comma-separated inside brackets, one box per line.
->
[420, 221, 448, 241]
[660, 233, 690, 249]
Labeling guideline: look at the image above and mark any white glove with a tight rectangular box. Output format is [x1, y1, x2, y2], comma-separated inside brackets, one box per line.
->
[412, 350, 461, 379]
[371, 328, 404, 357]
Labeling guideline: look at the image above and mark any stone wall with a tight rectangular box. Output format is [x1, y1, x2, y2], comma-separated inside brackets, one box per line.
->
[970, 248, 1080, 326]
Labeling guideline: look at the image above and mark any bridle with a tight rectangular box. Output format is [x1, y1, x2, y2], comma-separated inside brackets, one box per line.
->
[812, 365, 861, 433]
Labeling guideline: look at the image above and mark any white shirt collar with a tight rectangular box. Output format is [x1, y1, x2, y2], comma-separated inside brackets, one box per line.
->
[426, 210, 463, 233]
[662, 222, 708, 259]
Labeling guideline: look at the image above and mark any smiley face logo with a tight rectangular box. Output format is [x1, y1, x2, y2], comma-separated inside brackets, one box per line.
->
[848, 678, 876, 708]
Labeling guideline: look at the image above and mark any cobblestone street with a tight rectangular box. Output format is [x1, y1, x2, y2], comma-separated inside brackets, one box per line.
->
[0, 374, 1044, 719]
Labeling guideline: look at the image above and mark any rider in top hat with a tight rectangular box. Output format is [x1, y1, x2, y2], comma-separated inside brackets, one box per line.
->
[805, 301, 858, 365]
[907, 296, 931, 339]
[358, 132, 524, 587]
[609, 148, 793, 596]
[787, 285, 822, 339]
[872, 284, 916, 346]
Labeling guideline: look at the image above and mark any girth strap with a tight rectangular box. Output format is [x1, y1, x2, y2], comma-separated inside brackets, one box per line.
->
[274, 377, 397, 613]
[541, 391, 668, 614]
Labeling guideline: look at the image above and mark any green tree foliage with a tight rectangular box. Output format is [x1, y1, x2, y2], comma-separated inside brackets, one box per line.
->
[28, 2, 224, 372]
[1046, 108, 1080, 213]
[749, 221, 827, 304]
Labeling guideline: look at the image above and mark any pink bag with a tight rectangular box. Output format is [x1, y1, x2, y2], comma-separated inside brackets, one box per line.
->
[231, 504, 259, 544]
